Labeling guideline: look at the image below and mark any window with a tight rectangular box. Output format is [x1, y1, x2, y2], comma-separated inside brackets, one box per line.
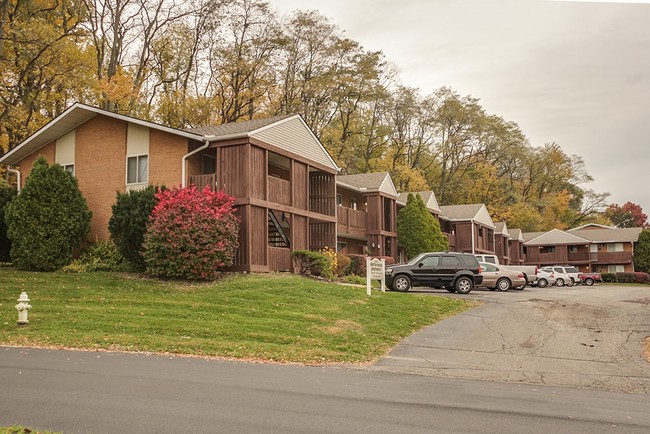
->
[202, 154, 216, 174]
[607, 243, 624, 252]
[336, 242, 347, 253]
[127, 155, 148, 184]
[420, 256, 439, 267]
[569, 246, 578, 253]
[336, 194, 343, 206]
[440, 256, 460, 267]
[482, 263, 498, 272]
[63, 164, 75, 176]
[608, 265, 624, 273]
[540, 246, 556, 254]
[350, 198, 358, 210]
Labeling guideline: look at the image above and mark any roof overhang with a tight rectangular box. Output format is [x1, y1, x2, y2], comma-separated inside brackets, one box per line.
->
[0, 103, 205, 166]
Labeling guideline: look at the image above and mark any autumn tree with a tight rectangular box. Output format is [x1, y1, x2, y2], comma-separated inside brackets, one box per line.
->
[605, 202, 648, 228]
[397, 193, 448, 258]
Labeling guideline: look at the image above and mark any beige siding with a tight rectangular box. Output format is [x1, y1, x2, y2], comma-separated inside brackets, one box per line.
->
[252, 117, 335, 170]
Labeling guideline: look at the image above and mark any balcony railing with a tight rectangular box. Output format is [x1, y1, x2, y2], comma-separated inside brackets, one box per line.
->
[446, 233, 456, 249]
[188, 173, 217, 191]
[337, 207, 367, 233]
[268, 176, 291, 206]
[591, 251, 632, 264]
[568, 251, 590, 262]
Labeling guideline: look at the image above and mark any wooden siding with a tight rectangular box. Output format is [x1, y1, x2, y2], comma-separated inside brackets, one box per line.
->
[268, 247, 291, 271]
[365, 195, 382, 232]
[310, 221, 335, 251]
[188, 173, 217, 191]
[219, 145, 246, 197]
[590, 251, 633, 264]
[292, 215, 309, 251]
[268, 176, 291, 205]
[454, 222, 473, 252]
[249, 206, 267, 266]
[250, 146, 266, 199]
[309, 172, 335, 216]
[337, 207, 367, 236]
[292, 161, 308, 210]
[233, 207, 247, 267]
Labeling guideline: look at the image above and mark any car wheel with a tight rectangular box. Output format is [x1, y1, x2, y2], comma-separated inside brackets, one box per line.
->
[496, 277, 511, 292]
[584, 277, 594, 286]
[556, 278, 565, 287]
[392, 275, 411, 292]
[567, 278, 575, 287]
[446, 287, 456, 293]
[455, 276, 473, 294]
[537, 278, 548, 288]
[513, 283, 526, 290]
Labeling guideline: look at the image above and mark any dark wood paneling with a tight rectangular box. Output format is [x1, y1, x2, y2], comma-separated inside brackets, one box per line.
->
[309, 221, 336, 251]
[233, 206, 247, 267]
[309, 172, 335, 217]
[365, 194, 382, 232]
[219, 145, 246, 197]
[268, 177, 291, 205]
[455, 222, 472, 252]
[250, 146, 266, 200]
[269, 247, 291, 271]
[292, 215, 309, 251]
[292, 161, 308, 210]
[250, 206, 267, 266]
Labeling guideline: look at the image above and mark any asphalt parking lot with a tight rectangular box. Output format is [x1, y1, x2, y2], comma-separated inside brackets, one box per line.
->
[372, 284, 650, 393]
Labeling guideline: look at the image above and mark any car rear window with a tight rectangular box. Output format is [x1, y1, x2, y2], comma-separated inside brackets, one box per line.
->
[458, 255, 479, 267]
[441, 256, 460, 266]
[566, 267, 578, 273]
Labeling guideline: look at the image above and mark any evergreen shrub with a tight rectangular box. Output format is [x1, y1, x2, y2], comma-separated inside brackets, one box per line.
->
[4, 157, 91, 270]
[0, 187, 17, 262]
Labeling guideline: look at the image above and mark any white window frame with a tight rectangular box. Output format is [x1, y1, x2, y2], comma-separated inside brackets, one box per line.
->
[608, 265, 624, 273]
[63, 164, 75, 176]
[127, 154, 149, 185]
[607, 243, 624, 252]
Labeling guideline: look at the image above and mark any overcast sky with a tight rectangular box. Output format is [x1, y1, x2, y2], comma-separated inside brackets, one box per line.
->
[270, 0, 650, 213]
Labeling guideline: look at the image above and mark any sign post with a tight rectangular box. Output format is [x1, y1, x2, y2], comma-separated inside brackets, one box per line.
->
[366, 258, 386, 296]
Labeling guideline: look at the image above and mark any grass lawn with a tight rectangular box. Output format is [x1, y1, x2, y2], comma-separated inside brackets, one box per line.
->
[0, 269, 471, 364]
[1, 427, 60, 434]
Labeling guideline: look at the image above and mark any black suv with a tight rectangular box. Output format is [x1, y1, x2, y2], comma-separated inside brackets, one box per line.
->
[385, 252, 483, 294]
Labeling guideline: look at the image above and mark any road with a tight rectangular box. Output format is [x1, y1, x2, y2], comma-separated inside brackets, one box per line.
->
[1, 346, 650, 434]
[375, 284, 650, 393]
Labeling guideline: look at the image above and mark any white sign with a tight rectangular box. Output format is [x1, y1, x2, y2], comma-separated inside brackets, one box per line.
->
[366, 258, 386, 295]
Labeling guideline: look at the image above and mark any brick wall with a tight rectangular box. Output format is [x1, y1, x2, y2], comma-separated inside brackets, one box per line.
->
[18, 142, 56, 187]
[149, 129, 188, 189]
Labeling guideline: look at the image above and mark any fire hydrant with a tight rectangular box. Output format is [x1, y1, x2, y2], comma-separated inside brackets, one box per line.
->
[15, 291, 31, 325]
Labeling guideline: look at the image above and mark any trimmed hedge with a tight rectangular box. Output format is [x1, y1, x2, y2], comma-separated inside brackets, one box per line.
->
[615, 272, 650, 284]
[291, 250, 330, 277]
[601, 273, 616, 283]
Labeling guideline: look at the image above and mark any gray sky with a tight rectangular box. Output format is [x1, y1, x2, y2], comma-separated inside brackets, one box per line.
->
[270, 0, 650, 213]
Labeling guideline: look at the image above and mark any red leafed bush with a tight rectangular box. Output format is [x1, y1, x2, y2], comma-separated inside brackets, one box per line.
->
[143, 185, 240, 280]
[346, 254, 395, 276]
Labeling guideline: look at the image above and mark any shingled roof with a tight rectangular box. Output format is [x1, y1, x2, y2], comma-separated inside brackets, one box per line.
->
[186, 114, 294, 137]
[439, 203, 495, 228]
[337, 172, 398, 196]
[396, 191, 441, 213]
[524, 229, 591, 246]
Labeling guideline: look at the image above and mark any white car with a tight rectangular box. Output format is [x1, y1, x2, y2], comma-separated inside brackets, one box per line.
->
[542, 265, 581, 286]
[540, 267, 574, 287]
[534, 269, 557, 288]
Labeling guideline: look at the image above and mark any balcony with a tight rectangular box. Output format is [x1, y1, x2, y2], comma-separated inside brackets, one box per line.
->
[188, 173, 217, 191]
[567, 251, 590, 263]
[591, 251, 632, 264]
[337, 207, 367, 235]
[268, 176, 291, 206]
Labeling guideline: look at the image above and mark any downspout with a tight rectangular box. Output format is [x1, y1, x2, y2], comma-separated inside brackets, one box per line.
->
[6, 166, 21, 193]
[471, 219, 475, 254]
[181, 140, 210, 187]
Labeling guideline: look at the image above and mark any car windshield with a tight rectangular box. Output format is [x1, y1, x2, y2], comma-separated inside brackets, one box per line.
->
[406, 253, 427, 265]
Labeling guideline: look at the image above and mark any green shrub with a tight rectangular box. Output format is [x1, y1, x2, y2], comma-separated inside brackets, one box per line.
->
[291, 250, 329, 276]
[109, 185, 161, 271]
[63, 242, 125, 273]
[0, 187, 17, 262]
[4, 157, 91, 271]
[601, 273, 616, 283]
[143, 186, 239, 280]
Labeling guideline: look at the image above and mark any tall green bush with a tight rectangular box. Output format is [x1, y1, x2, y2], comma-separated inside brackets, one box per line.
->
[0, 186, 17, 262]
[397, 193, 448, 258]
[4, 156, 91, 270]
[109, 185, 161, 271]
[634, 229, 650, 273]
[143, 185, 239, 280]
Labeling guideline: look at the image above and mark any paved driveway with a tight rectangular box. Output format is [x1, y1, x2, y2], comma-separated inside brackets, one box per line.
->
[372, 284, 650, 393]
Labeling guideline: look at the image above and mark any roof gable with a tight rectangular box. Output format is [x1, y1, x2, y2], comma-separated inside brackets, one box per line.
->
[570, 227, 643, 243]
[508, 228, 525, 242]
[397, 191, 441, 213]
[0, 103, 204, 166]
[495, 222, 509, 236]
[525, 228, 590, 246]
[568, 223, 615, 231]
[337, 172, 397, 196]
[440, 203, 495, 228]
